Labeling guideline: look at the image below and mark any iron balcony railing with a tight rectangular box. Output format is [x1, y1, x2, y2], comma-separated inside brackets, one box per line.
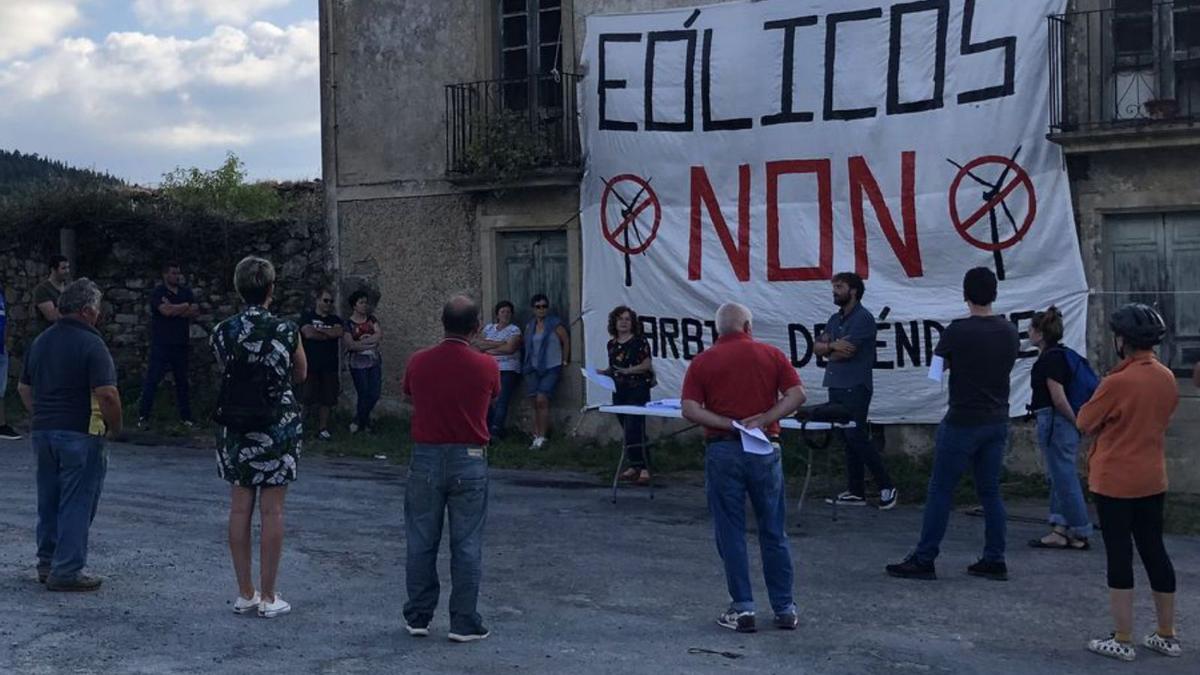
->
[445, 72, 581, 179]
[1049, 1, 1200, 133]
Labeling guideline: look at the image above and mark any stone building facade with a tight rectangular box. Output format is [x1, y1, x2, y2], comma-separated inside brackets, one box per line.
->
[319, 0, 1199, 490]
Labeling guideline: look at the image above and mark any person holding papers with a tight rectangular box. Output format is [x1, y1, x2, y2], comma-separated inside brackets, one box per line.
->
[815, 272, 897, 510]
[681, 302, 806, 634]
[604, 306, 654, 485]
[887, 267, 1019, 582]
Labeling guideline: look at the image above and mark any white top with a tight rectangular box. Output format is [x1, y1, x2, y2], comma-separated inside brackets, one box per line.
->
[483, 323, 522, 372]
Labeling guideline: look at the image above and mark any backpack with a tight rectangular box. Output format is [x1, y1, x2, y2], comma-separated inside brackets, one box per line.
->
[1056, 346, 1100, 413]
[213, 356, 283, 431]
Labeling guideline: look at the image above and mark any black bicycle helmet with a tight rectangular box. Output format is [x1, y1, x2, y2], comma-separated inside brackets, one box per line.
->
[1109, 303, 1166, 349]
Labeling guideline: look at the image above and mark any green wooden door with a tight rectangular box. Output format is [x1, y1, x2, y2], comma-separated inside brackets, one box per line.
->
[497, 230, 570, 332]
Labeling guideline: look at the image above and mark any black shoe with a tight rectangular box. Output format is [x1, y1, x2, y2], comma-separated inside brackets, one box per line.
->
[774, 612, 798, 630]
[886, 556, 937, 580]
[46, 574, 103, 592]
[0, 425, 22, 440]
[448, 625, 490, 643]
[717, 608, 756, 633]
[967, 559, 1008, 581]
[405, 622, 430, 637]
[37, 568, 49, 584]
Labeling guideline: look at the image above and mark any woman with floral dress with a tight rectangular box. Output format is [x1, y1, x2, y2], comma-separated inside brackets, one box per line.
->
[211, 256, 307, 619]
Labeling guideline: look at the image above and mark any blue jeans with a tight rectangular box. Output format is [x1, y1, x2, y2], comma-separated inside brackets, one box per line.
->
[914, 421, 1009, 564]
[34, 431, 108, 580]
[828, 385, 892, 496]
[349, 364, 382, 427]
[139, 343, 191, 421]
[1036, 409, 1093, 538]
[488, 371, 521, 438]
[404, 444, 489, 633]
[705, 440, 795, 615]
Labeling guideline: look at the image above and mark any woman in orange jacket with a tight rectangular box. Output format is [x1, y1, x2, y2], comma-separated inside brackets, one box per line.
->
[1077, 304, 1180, 662]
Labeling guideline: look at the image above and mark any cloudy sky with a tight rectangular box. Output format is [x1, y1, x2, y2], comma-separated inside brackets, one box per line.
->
[0, 1, 320, 185]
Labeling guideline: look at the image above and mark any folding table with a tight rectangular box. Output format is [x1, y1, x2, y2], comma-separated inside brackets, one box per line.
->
[589, 403, 852, 516]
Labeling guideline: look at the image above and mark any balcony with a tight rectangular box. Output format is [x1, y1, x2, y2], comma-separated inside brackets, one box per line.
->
[444, 73, 581, 189]
[1049, 1, 1200, 152]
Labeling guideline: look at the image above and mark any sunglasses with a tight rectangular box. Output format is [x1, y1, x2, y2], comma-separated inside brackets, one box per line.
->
[320, 298, 333, 303]
[533, 304, 548, 309]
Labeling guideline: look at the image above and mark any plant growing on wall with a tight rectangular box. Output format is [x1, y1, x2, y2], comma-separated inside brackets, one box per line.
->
[461, 110, 556, 182]
[160, 152, 282, 221]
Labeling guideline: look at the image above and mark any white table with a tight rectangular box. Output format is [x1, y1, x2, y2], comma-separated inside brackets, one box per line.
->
[591, 404, 851, 515]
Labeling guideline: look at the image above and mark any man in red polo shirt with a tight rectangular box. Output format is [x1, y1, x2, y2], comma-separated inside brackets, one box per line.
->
[682, 302, 806, 634]
[402, 294, 499, 644]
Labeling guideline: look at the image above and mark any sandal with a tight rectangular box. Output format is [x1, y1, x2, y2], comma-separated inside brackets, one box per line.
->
[620, 468, 639, 481]
[1028, 530, 1090, 550]
[635, 470, 652, 486]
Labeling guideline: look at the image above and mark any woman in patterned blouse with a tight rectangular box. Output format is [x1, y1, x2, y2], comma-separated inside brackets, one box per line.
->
[211, 256, 307, 619]
[605, 305, 654, 485]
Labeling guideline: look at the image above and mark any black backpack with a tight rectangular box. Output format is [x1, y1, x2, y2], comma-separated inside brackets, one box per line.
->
[213, 355, 283, 431]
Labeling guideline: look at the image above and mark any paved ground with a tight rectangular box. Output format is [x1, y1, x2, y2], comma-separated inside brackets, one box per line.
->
[0, 441, 1197, 674]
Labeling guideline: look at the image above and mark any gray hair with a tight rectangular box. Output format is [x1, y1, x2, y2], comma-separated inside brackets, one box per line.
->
[234, 256, 276, 305]
[715, 302, 752, 335]
[57, 278, 103, 315]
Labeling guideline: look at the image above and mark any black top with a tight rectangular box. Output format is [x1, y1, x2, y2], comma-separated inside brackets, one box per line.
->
[934, 315, 1020, 426]
[299, 310, 343, 374]
[1030, 347, 1070, 411]
[21, 318, 117, 433]
[149, 284, 195, 346]
[607, 335, 653, 389]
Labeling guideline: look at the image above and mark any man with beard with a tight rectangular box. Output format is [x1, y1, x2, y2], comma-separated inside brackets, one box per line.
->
[815, 272, 897, 509]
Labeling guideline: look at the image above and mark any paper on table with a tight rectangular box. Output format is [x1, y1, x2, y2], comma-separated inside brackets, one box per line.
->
[927, 355, 945, 383]
[731, 421, 775, 455]
[646, 398, 681, 409]
[581, 367, 616, 392]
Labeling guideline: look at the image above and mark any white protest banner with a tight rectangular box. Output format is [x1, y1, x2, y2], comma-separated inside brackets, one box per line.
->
[578, 0, 1085, 423]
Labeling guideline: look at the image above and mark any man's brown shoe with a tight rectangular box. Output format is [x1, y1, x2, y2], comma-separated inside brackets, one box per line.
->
[46, 574, 103, 592]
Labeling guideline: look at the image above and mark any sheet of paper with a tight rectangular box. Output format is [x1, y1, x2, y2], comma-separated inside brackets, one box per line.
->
[581, 367, 616, 392]
[646, 398, 681, 409]
[927, 355, 945, 383]
[731, 421, 774, 455]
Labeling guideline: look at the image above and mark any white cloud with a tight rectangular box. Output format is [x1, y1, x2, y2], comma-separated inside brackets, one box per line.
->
[133, 0, 293, 27]
[0, 20, 320, 180]
[0, 1, 83, 60]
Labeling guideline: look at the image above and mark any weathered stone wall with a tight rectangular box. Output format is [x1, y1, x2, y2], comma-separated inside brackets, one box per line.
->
[1, 183, 330, 402]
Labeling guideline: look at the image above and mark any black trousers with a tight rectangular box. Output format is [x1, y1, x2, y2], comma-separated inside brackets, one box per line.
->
[613, 383, 651, 469]
[1093, 492, 1176, 592]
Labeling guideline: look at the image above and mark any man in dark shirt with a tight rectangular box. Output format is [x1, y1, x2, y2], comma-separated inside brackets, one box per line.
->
[681, 302, 807, 634]
[299, 288, 344, 440]
[815, 272, 896, 509]
[138, 262, 199, 429]
[402, 294, 499, 643]
[32, 255, 70, 334]
[19, 278, 122, 592]
[887, 267, 1019, 582]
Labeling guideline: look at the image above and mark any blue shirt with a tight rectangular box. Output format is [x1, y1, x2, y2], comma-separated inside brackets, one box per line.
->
[149, 284, 195, 346]
[21, 318, 117, 433]
[822, 303, 877, 390]
[0, 287, 7, 355]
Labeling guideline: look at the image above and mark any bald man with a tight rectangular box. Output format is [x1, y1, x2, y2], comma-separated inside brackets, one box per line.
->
[682, 302, 807, 633]
[402, 294, 499, 643]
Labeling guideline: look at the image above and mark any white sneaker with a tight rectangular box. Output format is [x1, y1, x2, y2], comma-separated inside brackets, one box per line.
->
[1143, 632, 1182, 657]
[824, 491, 867, 506]
[258, 594, 292, 618]
[232, 591, 260, 614]
[529, 436, 546, 450]
[349, 422, 360, 434]
[1088, 634, 1136, 661]
[879, 488, 899, 510]
[405, 623, 430, 637]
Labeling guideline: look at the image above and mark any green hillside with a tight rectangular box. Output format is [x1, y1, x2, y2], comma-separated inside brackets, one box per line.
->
[0, 149, 123, 199]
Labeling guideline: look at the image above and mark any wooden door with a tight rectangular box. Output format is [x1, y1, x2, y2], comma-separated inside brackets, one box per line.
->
[496, 230, 570, 332]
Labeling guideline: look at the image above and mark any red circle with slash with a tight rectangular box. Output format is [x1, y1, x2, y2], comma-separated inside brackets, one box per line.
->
[948, 155, 1037, 252]
[601, 174, 661, 255]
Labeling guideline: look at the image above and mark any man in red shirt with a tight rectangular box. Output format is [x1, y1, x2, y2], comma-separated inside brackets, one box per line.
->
[402, 295, 499, 644]
[682, 302, 807, 634]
